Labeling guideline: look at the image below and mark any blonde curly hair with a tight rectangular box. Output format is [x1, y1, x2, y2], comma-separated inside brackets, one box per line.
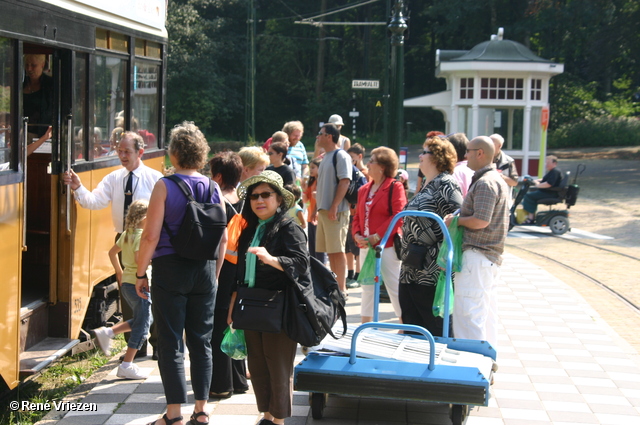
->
[124, 199, 149, 242]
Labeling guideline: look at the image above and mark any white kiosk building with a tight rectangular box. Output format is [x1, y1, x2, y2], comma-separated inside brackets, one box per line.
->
[404, 28, 563, 175]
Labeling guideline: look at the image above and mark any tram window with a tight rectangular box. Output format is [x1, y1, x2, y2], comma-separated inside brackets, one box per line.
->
[132, 60, 159, 150]
[93, 55, 126, 160]
[0, 38, 13, 172]
[73, 53, 87, 161]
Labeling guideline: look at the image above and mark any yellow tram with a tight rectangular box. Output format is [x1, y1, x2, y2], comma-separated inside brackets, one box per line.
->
[0, 0, 167, 389]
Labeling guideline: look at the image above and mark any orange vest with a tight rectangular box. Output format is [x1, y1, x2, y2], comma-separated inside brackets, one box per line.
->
[225, 214, 247, 264]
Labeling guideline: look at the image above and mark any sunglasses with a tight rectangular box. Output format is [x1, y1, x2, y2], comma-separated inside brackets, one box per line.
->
[317, 131, 327, 136]
[248, 191, 276, 200]
[421, 150, 432, 155]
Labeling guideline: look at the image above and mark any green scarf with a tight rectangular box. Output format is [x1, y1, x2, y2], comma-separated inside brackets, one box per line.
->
[245, 216, 275, 288]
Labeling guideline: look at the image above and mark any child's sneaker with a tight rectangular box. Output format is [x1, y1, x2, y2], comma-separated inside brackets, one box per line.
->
[93, 327, 112, 356]
[117, 362, 148, 380]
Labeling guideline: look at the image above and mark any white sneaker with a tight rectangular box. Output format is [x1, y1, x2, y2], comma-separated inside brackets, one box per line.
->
[117, 363, 148, 380]
[93, 327, 112, 356]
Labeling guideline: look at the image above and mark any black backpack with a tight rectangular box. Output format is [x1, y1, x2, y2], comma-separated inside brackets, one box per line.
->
[332, 149, 367, 205]
[162, 174, 226, 261]
[284, 256, 347, 347]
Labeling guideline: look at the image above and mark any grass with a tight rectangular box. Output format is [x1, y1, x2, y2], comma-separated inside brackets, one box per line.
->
[0, 335, 126, 425]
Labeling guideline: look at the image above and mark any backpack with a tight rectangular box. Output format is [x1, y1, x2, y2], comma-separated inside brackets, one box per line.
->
[332, 149, 367, 205]
[162, 174, 227, 261]
[283, 256, 348, 347]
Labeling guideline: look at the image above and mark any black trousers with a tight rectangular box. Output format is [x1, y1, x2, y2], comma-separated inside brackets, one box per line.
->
[399, 283, 453, 338]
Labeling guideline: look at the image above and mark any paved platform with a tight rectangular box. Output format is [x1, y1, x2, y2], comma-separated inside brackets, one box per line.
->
[38, 252, 640, 425]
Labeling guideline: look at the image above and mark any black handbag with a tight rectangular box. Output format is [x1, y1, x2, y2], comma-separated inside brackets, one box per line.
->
[403, 242, 429, 269]
[232, 286, 284, 333]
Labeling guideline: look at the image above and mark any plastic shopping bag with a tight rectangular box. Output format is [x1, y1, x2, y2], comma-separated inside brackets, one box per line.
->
[436, 216, 464, 273]
[432, 270, 454, 318]
[358, 246, 378, 285]
[433, 216, 463, 318]
[220, 326, 247, 360]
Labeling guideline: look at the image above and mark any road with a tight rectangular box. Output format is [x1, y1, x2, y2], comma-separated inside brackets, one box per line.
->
[404, 147, 640, 356]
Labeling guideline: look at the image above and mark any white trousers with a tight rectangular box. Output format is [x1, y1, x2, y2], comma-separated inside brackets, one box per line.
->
[359, 247, 402, 319]
[452, 249, 499, 348]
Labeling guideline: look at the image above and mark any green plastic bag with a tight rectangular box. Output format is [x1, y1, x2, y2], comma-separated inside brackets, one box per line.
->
[436, 216, 464, 273]
[433, 216, 464, 318]
[220, 326, 247, 360]
[432, 270, 454, 318]
[358, 245, 378, 286]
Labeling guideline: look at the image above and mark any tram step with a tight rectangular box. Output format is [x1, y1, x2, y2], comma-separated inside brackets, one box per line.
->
[19, 337, 80, 378]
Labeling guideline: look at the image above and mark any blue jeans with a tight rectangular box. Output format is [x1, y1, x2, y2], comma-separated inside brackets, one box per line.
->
[120, 282, 153, 350]
[151, 254, 217, 404]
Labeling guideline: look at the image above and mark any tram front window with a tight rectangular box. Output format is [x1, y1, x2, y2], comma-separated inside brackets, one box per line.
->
[0, 38, 13, 172]
[93, 55, 127, 159]
[23, 53, 53, 141]
[132, 61, 159, 150]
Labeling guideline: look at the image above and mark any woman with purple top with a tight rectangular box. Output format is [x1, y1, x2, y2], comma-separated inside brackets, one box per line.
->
[136, 121, 227, 425]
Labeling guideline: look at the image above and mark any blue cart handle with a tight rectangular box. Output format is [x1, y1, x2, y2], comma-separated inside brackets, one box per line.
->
[374, 211, 454, 338]
[349, 322, 437, 371]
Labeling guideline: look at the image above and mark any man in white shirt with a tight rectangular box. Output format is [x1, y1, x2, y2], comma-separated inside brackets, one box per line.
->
[63, 131, 163, 359]
[63, 132, 163, 233]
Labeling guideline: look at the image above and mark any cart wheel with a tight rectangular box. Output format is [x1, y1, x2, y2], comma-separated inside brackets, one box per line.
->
[549, 215, 569, 235]
[310, 392, 326, 419]
[450, 404, 468, 425]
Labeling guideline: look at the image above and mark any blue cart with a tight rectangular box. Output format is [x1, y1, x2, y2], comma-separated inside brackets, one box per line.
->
[294, 211, 497, 425]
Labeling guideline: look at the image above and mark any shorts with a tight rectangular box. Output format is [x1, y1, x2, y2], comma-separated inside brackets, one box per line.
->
[345, 216, 360, 255]
[316, 210, 349, 254]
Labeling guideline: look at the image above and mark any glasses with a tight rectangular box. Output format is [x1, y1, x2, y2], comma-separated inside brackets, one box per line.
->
[421, 150, 432, 155]
[466, 148, 480, 153]
[248, 191, 276, 200]
[368, 158, 377, 164]
[267, 151, 275, 155]
[317, 131, 326, 136]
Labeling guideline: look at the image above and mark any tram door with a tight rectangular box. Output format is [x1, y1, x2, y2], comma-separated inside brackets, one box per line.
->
[20, 44, 77, 368]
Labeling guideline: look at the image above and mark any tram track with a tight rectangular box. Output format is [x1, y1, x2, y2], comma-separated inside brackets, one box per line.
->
[508, 242, 640, 316]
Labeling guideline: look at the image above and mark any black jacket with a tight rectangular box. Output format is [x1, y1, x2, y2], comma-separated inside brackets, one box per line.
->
[234, 217, 310, 292]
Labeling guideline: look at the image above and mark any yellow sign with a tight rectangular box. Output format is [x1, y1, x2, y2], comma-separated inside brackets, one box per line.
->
[375, 100, 382, 107]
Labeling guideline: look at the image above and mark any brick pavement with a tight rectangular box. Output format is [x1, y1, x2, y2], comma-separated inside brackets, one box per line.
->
[37, 252, 640, 425]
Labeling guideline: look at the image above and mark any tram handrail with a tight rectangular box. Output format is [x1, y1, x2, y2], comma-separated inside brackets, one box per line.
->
[66, 115, 72, 235]
[22, 118, 28, 252]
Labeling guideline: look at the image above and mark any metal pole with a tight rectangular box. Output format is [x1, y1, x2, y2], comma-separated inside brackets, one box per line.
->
[244, 0, 256, 143]
[388, 0, 407, 154]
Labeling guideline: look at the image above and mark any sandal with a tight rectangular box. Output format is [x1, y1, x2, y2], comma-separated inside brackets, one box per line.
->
[147, 413, 183, 425]
[521, 218, 535, 225]
[188, 411, 209, 425]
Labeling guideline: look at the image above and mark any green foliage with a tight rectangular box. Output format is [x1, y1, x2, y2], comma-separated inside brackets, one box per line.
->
[165, 0, 640, 147]
[549, 116, 640, 148]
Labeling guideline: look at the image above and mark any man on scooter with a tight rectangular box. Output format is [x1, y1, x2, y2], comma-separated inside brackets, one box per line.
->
[521, 155, 562, 224]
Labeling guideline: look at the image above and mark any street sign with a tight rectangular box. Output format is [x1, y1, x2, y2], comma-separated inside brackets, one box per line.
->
[352, 79, 380, 89]
[349, 111, 360, 117]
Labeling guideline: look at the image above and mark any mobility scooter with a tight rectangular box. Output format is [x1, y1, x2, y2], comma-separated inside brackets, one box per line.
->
[509, 163, 585, 235]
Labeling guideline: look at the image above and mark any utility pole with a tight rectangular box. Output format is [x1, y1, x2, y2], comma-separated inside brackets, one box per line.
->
[388, 0, 407, 153]
[244, 0, 256, 143]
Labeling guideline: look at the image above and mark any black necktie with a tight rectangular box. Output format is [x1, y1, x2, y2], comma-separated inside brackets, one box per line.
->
[123, 172, 133, 227]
